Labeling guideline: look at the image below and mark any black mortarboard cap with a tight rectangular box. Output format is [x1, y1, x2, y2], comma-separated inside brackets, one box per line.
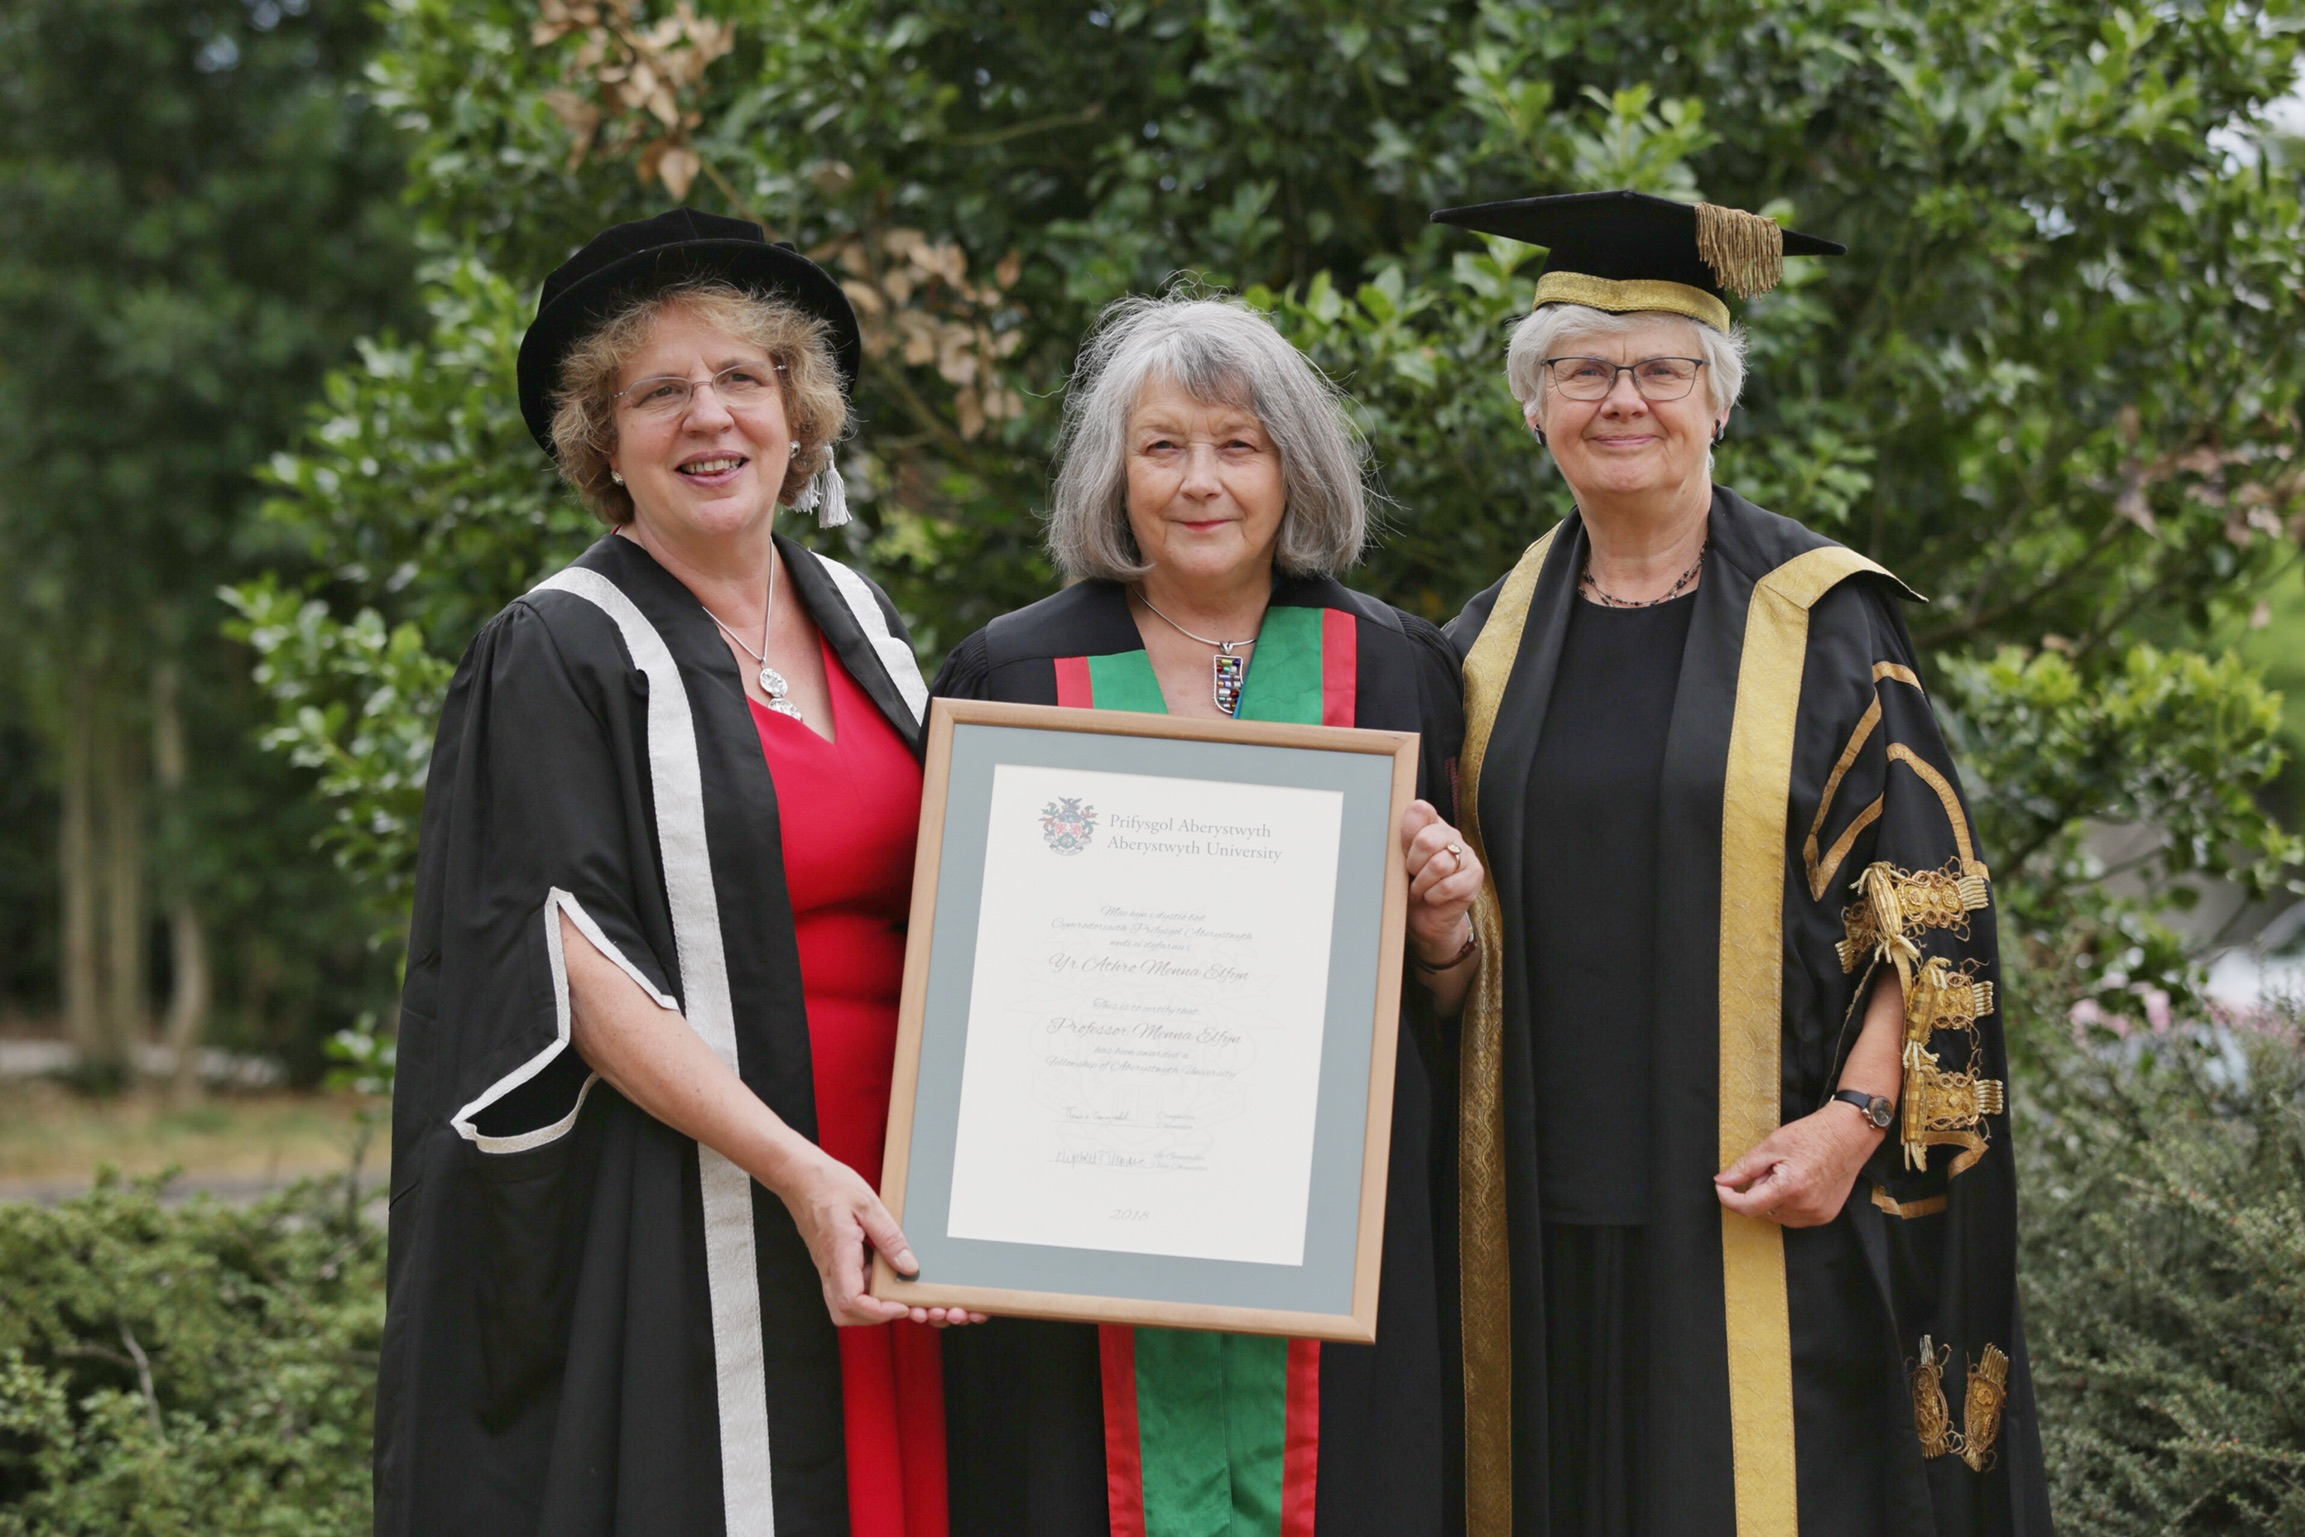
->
[1429, 189, 1845, 332]
[516, 207, 862, 457]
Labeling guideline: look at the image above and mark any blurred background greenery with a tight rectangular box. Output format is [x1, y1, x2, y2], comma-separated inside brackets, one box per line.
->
[1, 0, 2302, 1529]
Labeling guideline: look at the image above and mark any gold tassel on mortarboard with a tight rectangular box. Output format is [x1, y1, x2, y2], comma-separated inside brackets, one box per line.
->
[1694, 203, 1785, 299]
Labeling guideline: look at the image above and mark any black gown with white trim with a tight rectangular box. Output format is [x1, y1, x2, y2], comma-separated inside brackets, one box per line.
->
[375, 531, 928, 1537]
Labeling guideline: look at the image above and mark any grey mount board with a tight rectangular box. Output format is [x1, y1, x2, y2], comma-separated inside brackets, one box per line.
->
[898, 721, 1394, 1313]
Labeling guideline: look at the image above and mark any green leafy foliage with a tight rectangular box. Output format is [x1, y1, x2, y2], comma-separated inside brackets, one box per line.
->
[238, 0, 2304, 1015]
[0, 1179, 381, 1535]
[1942, 645, 2304, 1026]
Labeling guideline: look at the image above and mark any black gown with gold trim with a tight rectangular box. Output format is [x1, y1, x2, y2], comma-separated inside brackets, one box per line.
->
[1441, 489, 2054, 1537]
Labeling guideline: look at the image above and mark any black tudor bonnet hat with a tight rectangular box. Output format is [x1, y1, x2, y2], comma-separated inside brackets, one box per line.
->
[515, 207, 865, 524]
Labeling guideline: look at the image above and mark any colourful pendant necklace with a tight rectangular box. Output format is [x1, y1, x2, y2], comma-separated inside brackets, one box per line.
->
[1580, 539, 1707, 608]
[703, 554, 804, 719]
[1136, 592, 1258, 716]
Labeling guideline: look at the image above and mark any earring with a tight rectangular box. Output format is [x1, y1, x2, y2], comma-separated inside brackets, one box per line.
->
[1712, 421, 1728, 445]
[1532, 424, 1548, 447]
[610, 470, 625, 484]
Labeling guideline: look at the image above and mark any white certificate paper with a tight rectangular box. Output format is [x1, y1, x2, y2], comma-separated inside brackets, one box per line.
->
[943, 762, 1345, 1266]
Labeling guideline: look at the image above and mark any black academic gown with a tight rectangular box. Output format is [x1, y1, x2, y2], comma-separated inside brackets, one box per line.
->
[1443, 489, 2054, 1537]
[931, 575, 1463, 1537]
[375, 532, 930, 1537]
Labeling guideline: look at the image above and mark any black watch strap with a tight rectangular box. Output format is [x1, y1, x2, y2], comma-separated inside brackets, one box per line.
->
[1831, 1089, 1896, 1129]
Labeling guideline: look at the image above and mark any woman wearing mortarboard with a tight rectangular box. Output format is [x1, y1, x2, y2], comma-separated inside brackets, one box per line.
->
[1430, 191, 2055, 1536]
[376, 209, 976, 1537]
[933, 293, 1481, 1537]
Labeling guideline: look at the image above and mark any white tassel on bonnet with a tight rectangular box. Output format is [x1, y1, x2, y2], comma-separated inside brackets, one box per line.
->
[794, 451, 851, 529]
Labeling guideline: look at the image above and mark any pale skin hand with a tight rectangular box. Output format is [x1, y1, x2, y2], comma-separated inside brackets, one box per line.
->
[1714, 969, 1905, 1227]
[560, 913, 986, 1327]
[1401, 799, 1482, 1017]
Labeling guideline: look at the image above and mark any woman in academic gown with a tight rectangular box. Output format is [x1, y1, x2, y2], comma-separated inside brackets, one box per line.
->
[1429, 190, 2054, 1537]
[375, 209, 975, 1537]
[934, 294, 1482, 1537]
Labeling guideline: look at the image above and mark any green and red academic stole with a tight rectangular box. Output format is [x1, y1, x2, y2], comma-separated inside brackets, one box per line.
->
[1051, 602, 1355, 1537]
[1052, 605, 1357, 728]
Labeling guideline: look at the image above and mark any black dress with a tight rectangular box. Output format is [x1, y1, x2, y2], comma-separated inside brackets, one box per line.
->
[1521, 591, 1693, 1535]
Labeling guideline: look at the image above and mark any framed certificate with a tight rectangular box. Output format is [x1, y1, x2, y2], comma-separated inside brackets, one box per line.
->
[871, 698, 1419, 1341]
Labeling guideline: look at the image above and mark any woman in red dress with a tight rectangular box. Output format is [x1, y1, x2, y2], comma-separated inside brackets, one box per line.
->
[754, 635, 949, 1536]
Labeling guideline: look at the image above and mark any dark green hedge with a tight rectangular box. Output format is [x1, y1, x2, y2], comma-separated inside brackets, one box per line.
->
[2022, 1018, 2305, 1532]
[0, 1178, 380, 1536]
[1, 1015, 2299, 1533]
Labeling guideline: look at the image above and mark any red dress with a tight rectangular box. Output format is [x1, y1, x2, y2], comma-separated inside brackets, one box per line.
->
[751, 636, 945, 1537]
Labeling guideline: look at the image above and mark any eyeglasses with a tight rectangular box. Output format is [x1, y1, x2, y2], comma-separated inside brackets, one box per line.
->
[1542, 356, 1707, 402]
[614, 361, 785, 419]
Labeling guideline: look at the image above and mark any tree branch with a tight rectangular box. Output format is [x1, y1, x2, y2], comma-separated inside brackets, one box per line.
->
[1914, 510, 2135, 646]
[866, 354, 974, 458]
[117, 1320, 164, 1441]
[941, 104, 1104, 149]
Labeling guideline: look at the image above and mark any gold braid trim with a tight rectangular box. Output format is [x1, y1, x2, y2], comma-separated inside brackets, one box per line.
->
[1531, 272, 1731, 333]
[1720, 546, 1897, 1537]
[1695, 203, 1786, 298]
[1804, 663, 1925, 901]
[1911, 1337, 1957, 1458]
[1961, 1346, 2012, 1472]
[1884, 745, 1989, 904]
[1870, 1183, 1948, 1220]
[1909, 956, 1994, 1040]
[1901, 1044, 2003, 1175]
[1840, 861, 2002, 1172]
[1453, 527, 1558, 1537]
[1911, 1337, 2014, 1468]
[1837, 859, 1989, 974]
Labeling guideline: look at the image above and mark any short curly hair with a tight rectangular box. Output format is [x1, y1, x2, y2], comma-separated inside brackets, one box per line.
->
[549, 280, 849, 526]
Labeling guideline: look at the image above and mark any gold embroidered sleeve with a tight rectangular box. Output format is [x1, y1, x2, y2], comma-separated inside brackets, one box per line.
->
[1826, 667, 2007, 1177]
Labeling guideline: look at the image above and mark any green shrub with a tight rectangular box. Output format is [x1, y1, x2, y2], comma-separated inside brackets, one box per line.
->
[2024, 1013, 2305, 1532]
[0, 1177, 379, 1536]
[1, 1022, 2300, 1531]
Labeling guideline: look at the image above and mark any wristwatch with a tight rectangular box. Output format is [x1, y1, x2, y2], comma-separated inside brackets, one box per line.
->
[1831, 1089, 1895, 1130]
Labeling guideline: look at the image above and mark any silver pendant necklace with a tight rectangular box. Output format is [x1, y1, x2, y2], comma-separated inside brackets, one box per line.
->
[1137, 591, 1259, 716]
[703, 552, 804, 719]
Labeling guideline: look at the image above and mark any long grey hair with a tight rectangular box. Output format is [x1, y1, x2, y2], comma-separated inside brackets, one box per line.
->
[1046, 293, 1373, 581]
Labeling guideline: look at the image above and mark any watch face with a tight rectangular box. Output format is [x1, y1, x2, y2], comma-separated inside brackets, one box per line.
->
[1866, 1097, 1895, 1128]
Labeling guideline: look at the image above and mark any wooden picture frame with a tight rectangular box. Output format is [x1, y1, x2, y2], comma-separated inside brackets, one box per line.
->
[870, 698, 1418, 1342]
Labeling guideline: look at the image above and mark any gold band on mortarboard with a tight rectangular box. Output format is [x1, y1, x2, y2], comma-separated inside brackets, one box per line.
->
[1531, 272, 1733, 333]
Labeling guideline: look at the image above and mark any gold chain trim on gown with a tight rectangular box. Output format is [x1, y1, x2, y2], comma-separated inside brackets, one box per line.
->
[1837, 858, 1989, 974]
[1910, 1339, 2011, 1470]
[1961, 1346, 2011, 1472]
[1910, 1338, 1957, 1458]
[1908, 956, 1994, 1039]
[1841, 859, 2003, 1173]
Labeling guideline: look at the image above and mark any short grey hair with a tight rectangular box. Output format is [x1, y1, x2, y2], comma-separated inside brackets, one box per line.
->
[1505, 304, 1748, 426]
[1047, 294, 1372, 581]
